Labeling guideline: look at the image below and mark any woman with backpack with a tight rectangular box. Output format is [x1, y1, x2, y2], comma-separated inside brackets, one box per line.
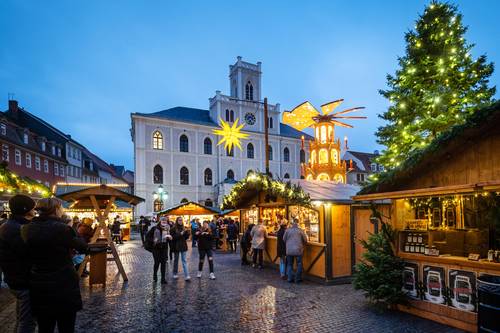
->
[152, 217, 172, 284]
[195, 221, 216, 280]
[240, 223, 254, 265]
[170, 217, 191, 281]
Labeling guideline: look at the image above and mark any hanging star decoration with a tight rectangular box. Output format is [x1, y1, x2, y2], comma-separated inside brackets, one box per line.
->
[213, 118, 249, 151]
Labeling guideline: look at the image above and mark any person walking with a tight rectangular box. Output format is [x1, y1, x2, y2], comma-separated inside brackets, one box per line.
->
[167, 218, 175, 261]
[250, 220, 267, 269]
[138, 216, 146, 244]
[276, 220, 288, 280]
[240, 224, 254, 266]
[170, 217, 191, 281]
[0, 195, 37, 333]
[21, 198, 89, 333]
[152, 217, 172, 284]
[283, 218, 308, 283]
[111, 216, 123, 244]
[226, 219, 238, 253]
[195, 221, 216, 280]
[209, 218, 217, 250]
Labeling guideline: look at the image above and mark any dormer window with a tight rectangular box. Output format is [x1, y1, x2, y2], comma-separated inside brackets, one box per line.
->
[41, 141, 46, 152]
[245, 81, 254, 101]
[52, 146, 56, 155]
[57, 148, 61, 157]
[0, 123, 6, 136]
[379, 165, 385, 172]
[23, 133, 29, 144]
[371, 163, 377, 172]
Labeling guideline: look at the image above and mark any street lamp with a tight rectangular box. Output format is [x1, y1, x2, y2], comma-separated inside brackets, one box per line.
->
[153, 185, 169, 211]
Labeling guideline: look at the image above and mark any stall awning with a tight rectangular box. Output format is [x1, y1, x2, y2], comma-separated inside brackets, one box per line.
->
[289, 180, 361, 204]
[157, 201, 219, 216]
[57, 184, 144, 210]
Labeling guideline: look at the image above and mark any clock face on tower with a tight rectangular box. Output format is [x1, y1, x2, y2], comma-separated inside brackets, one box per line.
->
[244, 112, 256, 125]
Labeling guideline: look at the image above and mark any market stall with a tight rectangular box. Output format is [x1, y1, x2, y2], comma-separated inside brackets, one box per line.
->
[222, 173, 363, 283]
[157, 201, 220, 224]
[353, 102, 500, 332]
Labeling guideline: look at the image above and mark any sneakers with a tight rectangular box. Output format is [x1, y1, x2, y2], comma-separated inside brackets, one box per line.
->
[196, 271, 202, 278]
[185, 275, 191, 281]
[209, 273, 216, 280]
[173, 274, 179, 279]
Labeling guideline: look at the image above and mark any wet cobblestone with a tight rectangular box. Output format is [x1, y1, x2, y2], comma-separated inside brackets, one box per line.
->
[0, 235, 463, 333]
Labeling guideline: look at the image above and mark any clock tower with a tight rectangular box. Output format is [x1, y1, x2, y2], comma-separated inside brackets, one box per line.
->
[229, 56, 262, 101]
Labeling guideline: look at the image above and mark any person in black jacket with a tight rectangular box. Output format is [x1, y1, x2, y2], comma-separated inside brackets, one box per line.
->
[226, 219, 238, 253]
[170, 217, 190, 281]
[276, 221, 288, 279]
[21, 198, 88, 333]
[0, 195, 37, 333]
[240, 224, 254, 266]
[195, 221, 216, 280]
[111, 216, 123, 244]
[152, 217, 172, 284]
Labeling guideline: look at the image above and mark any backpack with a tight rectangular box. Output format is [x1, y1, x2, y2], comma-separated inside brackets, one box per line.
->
[144, 227, 156, 252]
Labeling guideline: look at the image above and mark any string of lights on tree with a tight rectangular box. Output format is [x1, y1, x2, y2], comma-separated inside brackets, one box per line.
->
[0, 163, 51, 197]
[374, 1, 495, 178]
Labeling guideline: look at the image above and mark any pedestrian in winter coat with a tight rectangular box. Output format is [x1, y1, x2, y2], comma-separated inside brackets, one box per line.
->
[152, 217, 172, 284]
[0, 195, 37, 333]
[226, 220, 238, 252]
[21, 198, 89, 333]
[250, 220, 267, 269]
[195, 221, 216, 280]
[170, 217, 191, 281]
[276, 221, 288, 279]
[240, 224, 254, 265]
[283, 218, 308, 283]
[111, 217, 123, 244]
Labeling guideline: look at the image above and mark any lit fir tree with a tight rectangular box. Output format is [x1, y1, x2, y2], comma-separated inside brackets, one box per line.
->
[376, 1, 495, 170]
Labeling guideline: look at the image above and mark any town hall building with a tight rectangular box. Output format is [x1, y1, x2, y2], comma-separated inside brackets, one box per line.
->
[131, 57, 311, 216]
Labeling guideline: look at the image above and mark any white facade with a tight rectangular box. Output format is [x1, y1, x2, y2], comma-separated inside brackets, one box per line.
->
[131, 57, 309, 216]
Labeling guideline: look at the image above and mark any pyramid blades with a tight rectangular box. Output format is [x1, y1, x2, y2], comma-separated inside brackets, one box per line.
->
[282, 101, 320, 131]
[331, 120, 353, 128]
[332, 106, 366, 116]
[320, 99, 344, 116]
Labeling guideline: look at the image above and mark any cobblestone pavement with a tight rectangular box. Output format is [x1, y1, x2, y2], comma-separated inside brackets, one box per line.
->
[0, 235, 463, 333]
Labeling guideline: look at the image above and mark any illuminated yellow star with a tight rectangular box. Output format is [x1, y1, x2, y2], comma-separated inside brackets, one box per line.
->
[213, 118, 249, 151]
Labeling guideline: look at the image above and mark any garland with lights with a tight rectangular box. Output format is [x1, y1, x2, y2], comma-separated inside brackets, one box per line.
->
[0, 162, 51, 198]
[375, 0, 495, 171]
[221, 172, 311, 210]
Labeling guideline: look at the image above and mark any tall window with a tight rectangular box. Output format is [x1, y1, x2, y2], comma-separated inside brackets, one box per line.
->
[15, 149, 21, 165]
[153, 165, 163, 184]
[267, 117, 274, 129]
[230, 110, 234, 122]
[179, 135, 189, 152]
[25, 153, 31, 168]
[227, 169, 235, 180]
[54, 162, 59, 176]
[2, 144, 9, 162]
[52, 146, 56, 155]
[245, 81, 254, 100]
[226, 146, 234, 157]
[43, 160, 49, 173]
[284, 173, 290, 179]
[204, 168, 212, 185]
[204, 137, 212, 155]
[0, 123, 6, 136]
[283, 147, 290, 162]
[41, 142, 46, 151]
[225, 109, 230, 121]
[152, 131, 163, 150]
[204, 199, 213, 207]
[23, 133, 28, 144]
[300, 149, 305, 163]
[180, 166, 189, 185]
[247, 143, 254, 159]
[268, 145, 273, 161]
[180, 198, 189, 204]
[60, 165, 64, 177]
[153, 199, 163, 212]
[35, 156, 41, 170]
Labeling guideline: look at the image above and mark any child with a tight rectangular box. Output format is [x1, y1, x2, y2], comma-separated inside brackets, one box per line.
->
[196, 221, 216, 279]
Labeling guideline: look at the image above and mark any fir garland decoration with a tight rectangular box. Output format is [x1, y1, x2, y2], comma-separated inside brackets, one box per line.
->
[0, 162, 52, 197]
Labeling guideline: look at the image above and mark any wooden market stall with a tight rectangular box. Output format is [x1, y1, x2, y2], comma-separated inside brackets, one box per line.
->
[58, 184, 144, 285]
[222, 173, 366, 283]
[157, 201, 220, 224]
[353, 102, 500, 332]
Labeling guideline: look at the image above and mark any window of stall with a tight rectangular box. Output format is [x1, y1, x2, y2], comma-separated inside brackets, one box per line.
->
[288, 205, 320, 243]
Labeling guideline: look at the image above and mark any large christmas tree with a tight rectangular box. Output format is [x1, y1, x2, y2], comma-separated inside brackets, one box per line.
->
[376, 1, 495, 169]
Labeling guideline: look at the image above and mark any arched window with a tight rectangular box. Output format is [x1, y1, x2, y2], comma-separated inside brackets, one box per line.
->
[245, 81, 253, 100]
[300, 149, 305, 163]
[319, 149, 328, 164]
[311, 150, 316, 164]
[320, 126, 327, 143]
[180, 166, 189, 185]
[230, 110, 234, 122]
[268, 117, 274, 129]
[204, 137, 212, 155]
[331, 149, 338, 165]
[226, 146, 234, 157]
[247, 143, 254, 159]
[268, 145, 273, 161]
[284, 173, 290, 179]
[153, 199, 163, 212]
[205, 199, 213, 207]
[283, 147, 290, 162]
[334, 174, 344, 184]
[152, 131, 163, 150]
[225, 109, 230, 121]
[180, 198, 189, 204]
[317, 173, 330, 181]
[179, 134, 189, 152]
[227, 169, 234, 180]
[153, 164, 163, 184]
[204, 168, 212, 185]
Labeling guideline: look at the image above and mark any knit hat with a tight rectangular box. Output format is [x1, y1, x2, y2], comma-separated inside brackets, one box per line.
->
[9, 195, 36, 216]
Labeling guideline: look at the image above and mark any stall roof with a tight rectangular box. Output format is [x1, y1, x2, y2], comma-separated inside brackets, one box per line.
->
[57, 184, 144, 210]
[157, 201, 220, 216]
[289, 180, 361, 204]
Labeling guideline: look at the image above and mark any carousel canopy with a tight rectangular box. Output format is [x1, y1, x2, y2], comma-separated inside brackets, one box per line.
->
[57, 184, 144, 210]
[157, 201, 219, 216]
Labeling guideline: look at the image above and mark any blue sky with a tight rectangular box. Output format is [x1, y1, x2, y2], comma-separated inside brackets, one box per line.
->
[1, 0, 498, 170]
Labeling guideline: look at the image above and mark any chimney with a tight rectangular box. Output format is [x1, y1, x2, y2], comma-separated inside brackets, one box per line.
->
[8, 100, 18, 113]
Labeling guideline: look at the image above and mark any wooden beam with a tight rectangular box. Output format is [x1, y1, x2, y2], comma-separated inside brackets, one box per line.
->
[305, 246, 325, 273]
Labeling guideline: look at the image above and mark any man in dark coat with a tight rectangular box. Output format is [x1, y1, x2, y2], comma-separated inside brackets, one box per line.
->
[226, 220, 238, 253]
[276, 221, 288, 279]
[0, 195, 37, 333]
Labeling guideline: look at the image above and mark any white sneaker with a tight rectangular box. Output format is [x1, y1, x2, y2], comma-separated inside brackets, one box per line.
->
[196, 271, 202, 278]
[209, 273, 216, 280]
[173, 274, 178, 279]
[185, 275, 191, 281]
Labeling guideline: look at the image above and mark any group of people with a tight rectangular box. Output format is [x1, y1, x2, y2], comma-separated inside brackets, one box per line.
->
[241, 217, 308, 283]
[0, 195, 93, 333]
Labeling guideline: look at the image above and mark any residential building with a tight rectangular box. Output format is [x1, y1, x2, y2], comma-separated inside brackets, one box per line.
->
[343, 150, 384, 185]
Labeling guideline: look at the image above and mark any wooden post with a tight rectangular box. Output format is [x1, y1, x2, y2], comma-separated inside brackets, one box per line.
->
[264, 97, 270, 176]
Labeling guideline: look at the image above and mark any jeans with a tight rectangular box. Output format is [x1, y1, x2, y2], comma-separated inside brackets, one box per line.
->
[9, 289, 36, 333]
[152, 246, 168, 280]
[173, 251, 189, 276]
[198, 249, 214, 273]
[191, 229, 197, 247]
[252, 248, 263, 267]
[37, 311, 76, 333]
[279, 256, 287, 277]
[286, 255, 303, 282]
[228, 239, 237, 252]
